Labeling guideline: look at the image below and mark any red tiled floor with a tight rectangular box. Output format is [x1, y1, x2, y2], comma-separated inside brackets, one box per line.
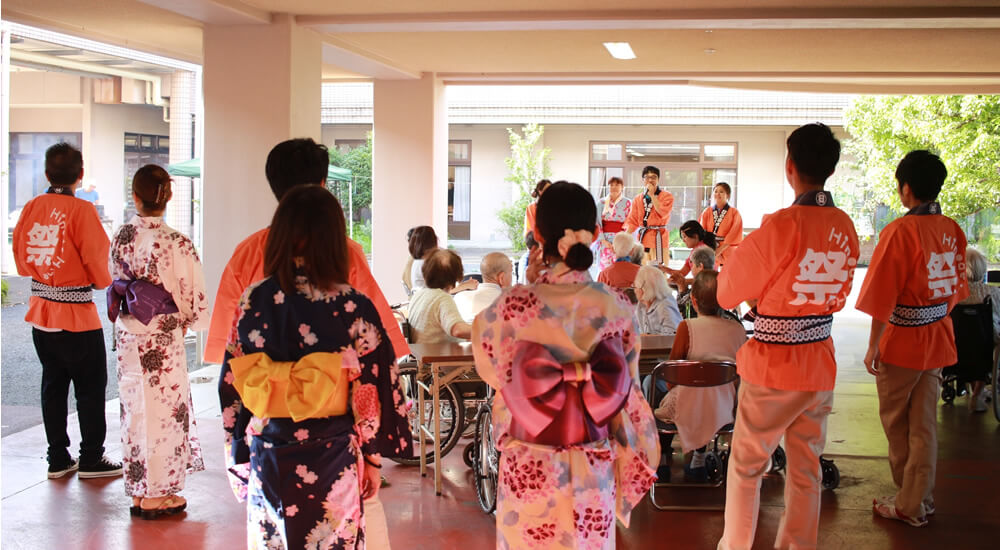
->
[3, 316, 1000, 549]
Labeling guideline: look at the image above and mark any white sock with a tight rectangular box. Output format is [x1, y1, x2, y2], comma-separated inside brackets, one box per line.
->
[690, 450, 705, 468]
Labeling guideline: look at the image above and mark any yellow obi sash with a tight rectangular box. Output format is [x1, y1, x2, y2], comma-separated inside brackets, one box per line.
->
[229, 350, 360, 422]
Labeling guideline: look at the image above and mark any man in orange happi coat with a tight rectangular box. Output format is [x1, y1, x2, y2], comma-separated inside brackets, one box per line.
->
[717, 124, 859, 550]
[623, 165, 674, 264]
[203, 139, 408, 365]
[856, 150, 968, 528]
[13, 143, 123, 480]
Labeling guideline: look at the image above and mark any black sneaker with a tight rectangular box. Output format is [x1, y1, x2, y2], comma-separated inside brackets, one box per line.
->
[78, 456, 123, 479]
[47, 459, 79, 479]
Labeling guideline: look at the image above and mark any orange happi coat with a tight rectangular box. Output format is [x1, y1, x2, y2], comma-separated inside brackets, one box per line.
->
[717, 190, 860, 392]
[623, 189, 675, 250]
[203, 228, 410, 363]
[699, 204, 744, 267]
[13, 189, 111, 331]
[856, 202, 969, 370]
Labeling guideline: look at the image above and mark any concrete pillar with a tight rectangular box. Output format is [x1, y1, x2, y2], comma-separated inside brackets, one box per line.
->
[167, 70, 196, 239]
[371, 74, 448, 303]
[201, 14, 321, 303]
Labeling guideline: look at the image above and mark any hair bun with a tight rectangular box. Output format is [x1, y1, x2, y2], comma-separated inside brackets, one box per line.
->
[564, 242, 594, 271]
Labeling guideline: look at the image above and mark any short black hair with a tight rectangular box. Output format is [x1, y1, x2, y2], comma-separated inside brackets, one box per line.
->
[786, 123, 840, 186]
[265, 138, 330, 201]
[714, 182, 732, 197]
[896, 150, 947, 202]
[422, 249, 464, 290]
[536, 181, 597, 271]
[45, 143, 83, 186]
[642, 166, 660, 178]
[264, 185, 349, 294]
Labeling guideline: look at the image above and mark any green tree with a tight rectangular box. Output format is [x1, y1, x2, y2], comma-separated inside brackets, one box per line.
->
[843, 95, 1000, 220]
[496, 123, 551, 251]
[327, 135, 373, 252]
[327, 134, 373, 221]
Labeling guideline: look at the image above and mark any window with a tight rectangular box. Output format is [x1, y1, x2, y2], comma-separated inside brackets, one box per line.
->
[589, 140, 738, 230]
[123, 132, 169, 221]
[448, 140, 472, 240]
[9, 133, 83, 218]
[334, 139, 366, 153]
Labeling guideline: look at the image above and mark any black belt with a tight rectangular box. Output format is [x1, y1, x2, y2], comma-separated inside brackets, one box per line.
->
[889, 303, 947, 327]
[753, 313, 833, 345]
[31, 280, 93, 303]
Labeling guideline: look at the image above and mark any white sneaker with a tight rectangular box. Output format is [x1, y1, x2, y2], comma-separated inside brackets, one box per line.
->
[974, 391, 988, 413]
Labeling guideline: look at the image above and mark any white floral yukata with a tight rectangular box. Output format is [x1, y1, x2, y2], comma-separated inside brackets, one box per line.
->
[219, 274, 412, 550]
[110, 215, 208, 498]
[472, 266, 660, 550]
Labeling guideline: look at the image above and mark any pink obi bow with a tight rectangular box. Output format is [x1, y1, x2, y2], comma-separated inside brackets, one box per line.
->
[502, 338, 632, 446]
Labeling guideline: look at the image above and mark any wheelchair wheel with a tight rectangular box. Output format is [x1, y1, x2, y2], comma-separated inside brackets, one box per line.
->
[993, 354, 1000, 422]
[820, 457, 840, 490]
[770, 445, 787, 473]
[463, 442, 476, 468]
[389, 364, 465, 466]
[704, 451, 724, 483]
[474, 404, 499, 514]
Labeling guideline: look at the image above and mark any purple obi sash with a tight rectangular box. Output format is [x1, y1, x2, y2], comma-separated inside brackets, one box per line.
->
[107, 278, 178, 325]
[502, 338, 632, 446]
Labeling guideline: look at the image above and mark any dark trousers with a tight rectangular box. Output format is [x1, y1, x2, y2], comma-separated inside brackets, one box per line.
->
[32, 328, 108, 465]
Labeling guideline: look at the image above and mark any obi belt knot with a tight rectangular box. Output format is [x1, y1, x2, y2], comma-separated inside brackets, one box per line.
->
[502, 338, 631, 446]
[229, 350, 360, 422]
[107, 278, 178, 325]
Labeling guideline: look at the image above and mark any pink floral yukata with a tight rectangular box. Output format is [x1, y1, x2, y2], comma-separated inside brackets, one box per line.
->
[594, 195, 631, 271]
[219, 274, 412, 550]
[472, 266, 660, 550]
[110, 215, 208, 498]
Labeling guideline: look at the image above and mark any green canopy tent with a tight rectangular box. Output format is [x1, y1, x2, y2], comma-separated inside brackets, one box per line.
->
[166, 158, 352, 182]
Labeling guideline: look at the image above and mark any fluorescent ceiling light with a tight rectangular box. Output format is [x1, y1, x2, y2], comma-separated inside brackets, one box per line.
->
[603, 42, 636, 60]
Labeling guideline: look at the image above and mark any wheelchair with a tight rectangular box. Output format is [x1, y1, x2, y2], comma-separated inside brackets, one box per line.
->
[644, 360, 838, 510]
[389, 302, 493, 466]
[471, 390, 499, 514]
[941, 297, 999, 422]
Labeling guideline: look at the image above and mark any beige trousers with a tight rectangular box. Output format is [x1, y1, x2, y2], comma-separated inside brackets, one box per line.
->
[718, 381, 834, 550]
[365, 494, 392, 550]
[876, 363, 941, 518]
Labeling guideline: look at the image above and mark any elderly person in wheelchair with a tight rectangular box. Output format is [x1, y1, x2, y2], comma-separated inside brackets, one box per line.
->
[652, 270, 747, 481]
[948, 247, 1000, 412]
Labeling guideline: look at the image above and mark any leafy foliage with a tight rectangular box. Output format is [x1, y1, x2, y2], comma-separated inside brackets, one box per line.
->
[327, 134, 373, 222]
[843, 95, 1000, 220]
[326, 135, 373, 253]
[496, 123, 552, 251]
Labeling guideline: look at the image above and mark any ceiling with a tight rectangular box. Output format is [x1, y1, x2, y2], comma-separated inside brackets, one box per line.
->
[3, 0, 1000, 92]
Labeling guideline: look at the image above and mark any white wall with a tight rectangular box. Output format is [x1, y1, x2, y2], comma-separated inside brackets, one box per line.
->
[320, 122, 819, 242]
[544, 124, 792, 229]
[9, 71, 169, 230]
[88, 102, 169, 228]
[448, 125, 512, 242]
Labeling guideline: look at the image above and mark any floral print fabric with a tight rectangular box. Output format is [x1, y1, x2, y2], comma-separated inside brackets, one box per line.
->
[594, 196, 631, 271]
[472, 266, 660, 550]
[110, 215, 208, 498]
[219, 275, 412, 550]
